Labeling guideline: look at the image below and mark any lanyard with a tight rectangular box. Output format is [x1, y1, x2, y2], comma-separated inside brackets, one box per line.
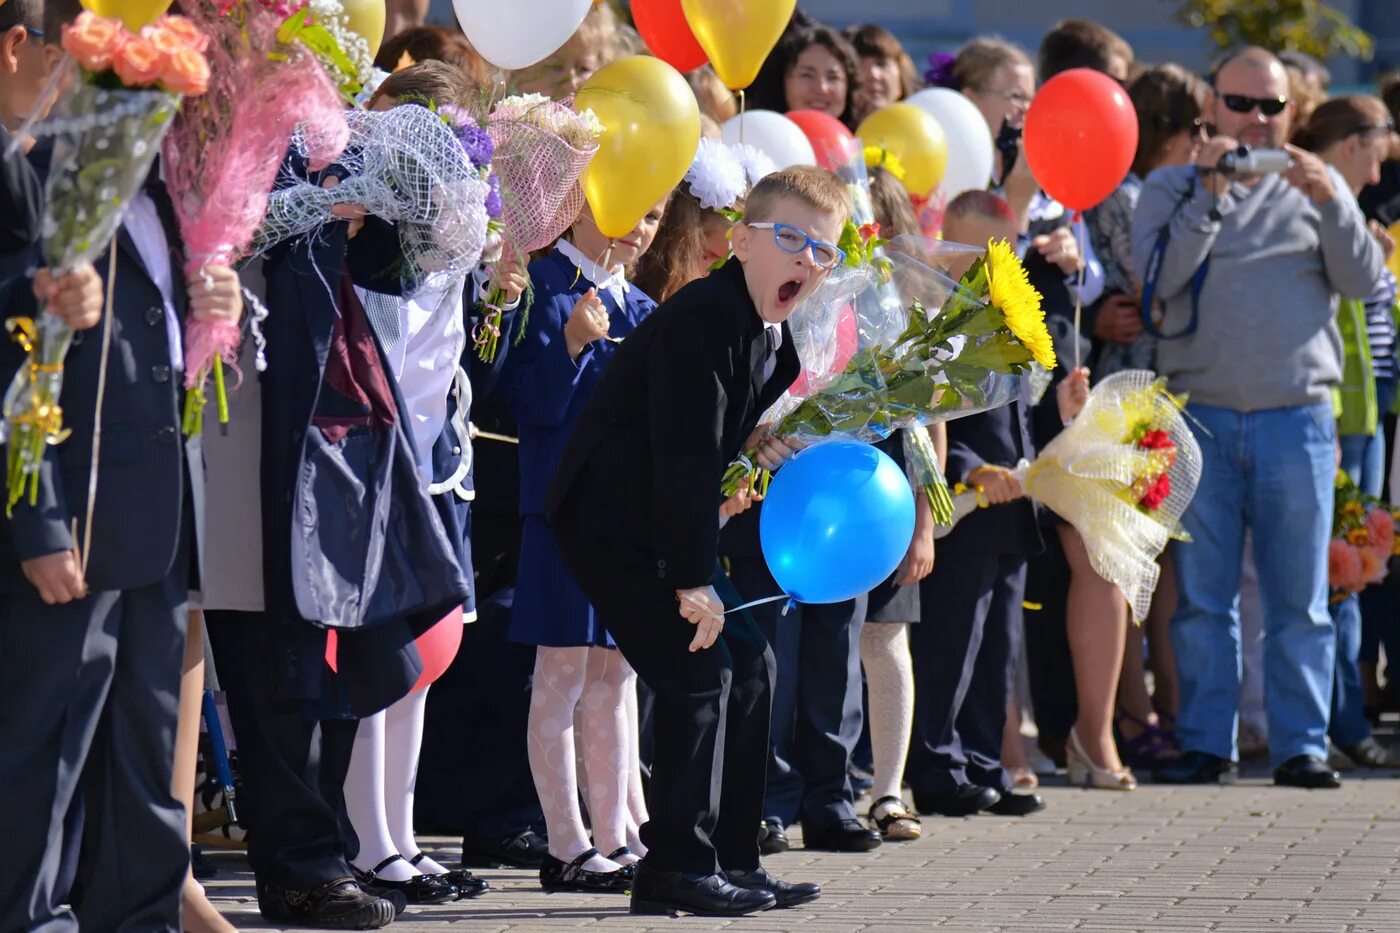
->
[1140, 175, 1212, 340]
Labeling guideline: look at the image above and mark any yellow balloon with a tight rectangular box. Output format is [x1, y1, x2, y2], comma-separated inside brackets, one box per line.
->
[681, 0, 796, 91]
[575, 55, 701, 240]
[80, 0, 172, 32]
[1389, 221, 1400, 281]
[341, 0, 386, 59]
[857, 102, 948, 199]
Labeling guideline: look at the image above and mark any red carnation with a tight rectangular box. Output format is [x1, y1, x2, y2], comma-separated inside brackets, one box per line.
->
[1137, 429, 1173, 450]
[859, 222, 881, 242]
[1138, 473, 1171, 511]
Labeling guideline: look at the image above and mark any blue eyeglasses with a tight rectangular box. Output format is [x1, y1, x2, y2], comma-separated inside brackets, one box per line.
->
[25, 27, 44, 38]
[747, 222, 845, 270]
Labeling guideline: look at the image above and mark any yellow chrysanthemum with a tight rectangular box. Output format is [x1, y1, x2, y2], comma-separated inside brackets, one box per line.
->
[1342, 501, 1365, 520]
[864, 145, 907, 183]
[1348, 528, 1371, 547]
[984, 238, 1055, 370]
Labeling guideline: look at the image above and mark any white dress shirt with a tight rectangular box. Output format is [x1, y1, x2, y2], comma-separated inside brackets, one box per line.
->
[122, 193, 184, 372]
[357, 273, 468, 485]
[556, 238, 629, 309]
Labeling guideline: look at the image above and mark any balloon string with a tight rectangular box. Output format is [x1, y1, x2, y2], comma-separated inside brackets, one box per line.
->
[738, 88, 746, 146]
[1072, 211, 1086, 373]
[724, 593, 789, 615]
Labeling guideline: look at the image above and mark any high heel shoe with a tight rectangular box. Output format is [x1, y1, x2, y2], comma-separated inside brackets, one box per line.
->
[1067, 728, 1137, 791]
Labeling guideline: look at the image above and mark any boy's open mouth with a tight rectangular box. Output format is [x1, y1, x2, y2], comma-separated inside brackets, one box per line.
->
[777, 277, 803, 306]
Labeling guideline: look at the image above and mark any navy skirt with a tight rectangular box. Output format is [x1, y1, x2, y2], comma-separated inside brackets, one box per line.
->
[507, 514, 615, 648]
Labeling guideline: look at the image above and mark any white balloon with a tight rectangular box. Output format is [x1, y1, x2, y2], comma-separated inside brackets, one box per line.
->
[454, 0, 592, 71]
[720, 110, 816, 171]
[905, 88, 995, 199]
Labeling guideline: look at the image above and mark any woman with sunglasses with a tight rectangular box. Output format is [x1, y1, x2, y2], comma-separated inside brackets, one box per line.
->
[1081, 63, 1208, 781]
[1294, 95, 1400, 771]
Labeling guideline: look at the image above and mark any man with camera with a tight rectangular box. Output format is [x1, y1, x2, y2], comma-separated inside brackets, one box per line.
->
[1133, 46, 1385, 789]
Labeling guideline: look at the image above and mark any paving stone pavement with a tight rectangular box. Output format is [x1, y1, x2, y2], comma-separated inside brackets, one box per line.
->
[205, 767, 1400, 932]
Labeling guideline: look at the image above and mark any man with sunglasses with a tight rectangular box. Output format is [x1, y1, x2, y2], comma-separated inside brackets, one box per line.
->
[1133, 47, 1386, 790]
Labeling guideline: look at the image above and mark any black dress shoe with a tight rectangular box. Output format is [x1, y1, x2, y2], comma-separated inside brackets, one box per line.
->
[912, 783, 1001, 817]
[539, 847, 631, 893]
[985, 791, 1045, 816]
[191, 843, 218, 881]
[802, 818, 881, 852]
[353, 855, 457, 905]
[408, 853, 489, 899]
[1274, 754, 1342, 789]
[1153, 750, 1238, 785]
[758, 818, 789, 855]
[726, 867, 821, 909]
[256, 877, 395, 930]
[630, 863, 775, 916]
[1342, 737, 1400, 768]
[461, 829, 548, 868]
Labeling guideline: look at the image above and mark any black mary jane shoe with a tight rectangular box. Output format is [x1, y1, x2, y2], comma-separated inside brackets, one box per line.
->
[539, 847, 631, 893]
[408, 853, 489, 899]
[354, 855, 457, 905]
[606, 847, 640, 879]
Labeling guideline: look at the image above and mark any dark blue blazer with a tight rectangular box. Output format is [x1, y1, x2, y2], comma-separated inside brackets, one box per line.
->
[0, 160, 188, 594]
[500, 248, 656, 517]
[941, 377, 1056, 557]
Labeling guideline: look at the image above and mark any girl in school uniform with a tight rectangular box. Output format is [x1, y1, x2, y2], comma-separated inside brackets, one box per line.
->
[500, 197, 666, 893]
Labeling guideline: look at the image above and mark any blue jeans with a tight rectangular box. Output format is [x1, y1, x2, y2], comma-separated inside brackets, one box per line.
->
[1170, 402, 1337, 767]
[1331, 376, 1397, 747]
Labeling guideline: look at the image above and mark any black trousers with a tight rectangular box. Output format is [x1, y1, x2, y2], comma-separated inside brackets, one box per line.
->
[728, 555, 865, 830]
[0, 572, 189, 932]
[554, 510, 774, 876]
[908, 549, 1026, 795]
[205, 610, 359, 890]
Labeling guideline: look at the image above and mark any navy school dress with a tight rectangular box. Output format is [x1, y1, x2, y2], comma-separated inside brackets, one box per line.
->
[500, 246, 657, 648]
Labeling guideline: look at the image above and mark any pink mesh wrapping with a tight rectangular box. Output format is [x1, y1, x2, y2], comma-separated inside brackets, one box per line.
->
[486, 98, 599, 253]
[163, 0, 349, 390]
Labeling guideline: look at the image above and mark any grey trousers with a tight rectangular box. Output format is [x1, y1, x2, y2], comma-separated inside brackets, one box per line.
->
[0, 572, 189, 932]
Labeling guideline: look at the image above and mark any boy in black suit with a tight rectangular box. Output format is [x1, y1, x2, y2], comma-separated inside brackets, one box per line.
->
[547, 166, 850, 917]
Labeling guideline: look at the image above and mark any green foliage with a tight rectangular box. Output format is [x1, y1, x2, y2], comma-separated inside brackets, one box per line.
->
[1174, 0, 1373, 61]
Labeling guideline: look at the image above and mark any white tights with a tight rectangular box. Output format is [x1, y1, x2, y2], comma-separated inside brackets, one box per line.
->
[344, 689, 449, 882]
[528, 645, 645, 872]
[859, 622, 915, 804]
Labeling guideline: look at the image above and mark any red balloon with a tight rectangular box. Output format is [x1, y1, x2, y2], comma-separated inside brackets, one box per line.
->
[633, 0, 708, 73]
[785, 109, 858, 171]
[411, 606, 464, 693]
[1023, 68, 1139, 212]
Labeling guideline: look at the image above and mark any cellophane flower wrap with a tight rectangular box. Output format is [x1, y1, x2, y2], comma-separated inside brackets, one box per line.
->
[3, 12, 210, 513]
[252, 103, 492, 292]
[472, 93, 602, 362]
[1329, 470, 1400, 597]
[720, 226, 1050, 516]
[163, 0, 350, 437]
[940, 371, 1203, 623]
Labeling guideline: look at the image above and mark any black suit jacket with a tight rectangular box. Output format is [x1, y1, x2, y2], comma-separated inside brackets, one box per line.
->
[0, 167, 187, 593]
[546, 258, 799, 590]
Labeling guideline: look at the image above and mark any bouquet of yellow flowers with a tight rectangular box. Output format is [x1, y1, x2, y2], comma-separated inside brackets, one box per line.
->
[937, 371, 1202, 622]
[721, 235, 1054, 513]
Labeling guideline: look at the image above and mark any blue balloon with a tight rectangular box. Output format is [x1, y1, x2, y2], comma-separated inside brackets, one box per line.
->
[759, 440, 916, 604]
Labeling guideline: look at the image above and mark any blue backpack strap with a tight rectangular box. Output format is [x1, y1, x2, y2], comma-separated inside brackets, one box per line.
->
[1140, 176, 1211, 340]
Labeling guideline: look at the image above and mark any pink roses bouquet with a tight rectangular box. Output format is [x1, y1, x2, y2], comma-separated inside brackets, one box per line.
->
[1329, 471, 1400, 596]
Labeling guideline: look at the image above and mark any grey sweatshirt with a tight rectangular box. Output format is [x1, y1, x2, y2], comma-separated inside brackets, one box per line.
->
[1132, 165, 1384, 412]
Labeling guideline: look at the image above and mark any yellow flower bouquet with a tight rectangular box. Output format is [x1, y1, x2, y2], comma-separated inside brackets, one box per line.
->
[721, 236, 1054, 510]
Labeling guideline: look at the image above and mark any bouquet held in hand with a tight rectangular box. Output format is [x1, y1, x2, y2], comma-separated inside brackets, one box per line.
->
[2, 11, 210, 513]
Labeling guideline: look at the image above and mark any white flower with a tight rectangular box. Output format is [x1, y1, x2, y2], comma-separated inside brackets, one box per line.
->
[684, 138, 749, 211]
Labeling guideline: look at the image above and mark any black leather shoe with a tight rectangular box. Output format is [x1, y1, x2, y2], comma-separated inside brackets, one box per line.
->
[726, 867, 821, 909]
[460, 829, 548, 868]
[256, 877, 395, 930]
[1153, 750, 1238, 785]
[408, 853, 489, 899]
[802, 818, 881, 852]
[1274, 754, 1342, 789]
[539, 847, 631, 893]
[630, 863, 775, 916]
[985, 791, 1045, 816]
[353, 856, 457, 905]
[912, 783, 1000, 817]
[758, 818, 789, 855]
